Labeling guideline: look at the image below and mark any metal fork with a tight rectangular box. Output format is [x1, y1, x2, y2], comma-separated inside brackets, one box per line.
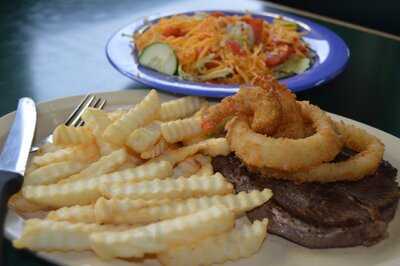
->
[30, 94, 106, 152]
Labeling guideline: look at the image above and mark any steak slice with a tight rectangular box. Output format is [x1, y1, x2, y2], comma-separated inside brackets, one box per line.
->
[249, 200, 397, 248]
[212, 153, 400, 248]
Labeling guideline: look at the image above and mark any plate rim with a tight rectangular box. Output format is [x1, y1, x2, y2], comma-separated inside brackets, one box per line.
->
[4, 89, 400, 266]
[105, 9, 350, 97]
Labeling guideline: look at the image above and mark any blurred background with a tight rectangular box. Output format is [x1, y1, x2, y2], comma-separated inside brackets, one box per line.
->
[270, 0, 400, 35]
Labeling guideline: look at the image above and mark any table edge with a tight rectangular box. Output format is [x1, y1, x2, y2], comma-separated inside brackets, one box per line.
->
[266, 2, 400, 42]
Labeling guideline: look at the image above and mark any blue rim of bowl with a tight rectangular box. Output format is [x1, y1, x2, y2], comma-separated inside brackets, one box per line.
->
[106, 10, 350, 97]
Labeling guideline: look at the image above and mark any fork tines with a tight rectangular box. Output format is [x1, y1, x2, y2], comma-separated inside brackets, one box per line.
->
[64, 94, 107, 127]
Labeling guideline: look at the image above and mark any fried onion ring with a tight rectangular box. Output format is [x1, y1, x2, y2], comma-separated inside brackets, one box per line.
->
[202, 86, 282, 135]
[253, 76, 307, 139]
[226, 101, 343, 171]
[258, 121, 385, 182]
[268, 83, 306, 139]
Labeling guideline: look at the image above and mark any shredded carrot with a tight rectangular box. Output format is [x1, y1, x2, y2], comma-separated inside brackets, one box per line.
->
[134, 13, 309, 84]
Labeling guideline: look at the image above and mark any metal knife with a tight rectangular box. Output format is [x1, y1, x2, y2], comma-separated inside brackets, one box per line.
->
[0, 98, 36, 262]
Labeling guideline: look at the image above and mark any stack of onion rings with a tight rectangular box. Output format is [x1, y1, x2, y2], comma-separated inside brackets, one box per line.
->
[226, 101, 343, 172]
[202, 86, 282, 135]
[201, 83, 385, 183]
[257, 121, 384, 182]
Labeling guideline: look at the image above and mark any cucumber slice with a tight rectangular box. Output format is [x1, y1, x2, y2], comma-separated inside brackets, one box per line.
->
[139, 43, 178, 75]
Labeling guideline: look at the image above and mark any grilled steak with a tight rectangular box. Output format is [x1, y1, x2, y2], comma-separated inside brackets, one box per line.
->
[212, 152, 400, 248]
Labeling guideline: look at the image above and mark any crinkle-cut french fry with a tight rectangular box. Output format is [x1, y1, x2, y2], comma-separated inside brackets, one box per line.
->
[172, 154, 213, 177]
[140, 138, 168, 159]
[95, 189, 272, 225]
[150, 138, 228, 166]
[90, 205, 234, 259]
[107, 109, 127, 122]
[81, 108, 120, 156]
[81, 108, 111, 137]
[47, 205, 96, 223]
[193, 154, 211, 165]
[149, 142, 199, 165]
[22, 179, 101, 207]
[53, 125, 95, 145]
[126, 121, 161, 153]
[161, 117, 202, 144]
[24, 161, 88, 186]
[195, 163, 214, 176]
[13, 219, 131, 252]
[197, 137, 230, 156]
[99, 173, 233, 201]
[32, 144, 99, 166]
[160, 96, 206, 121]
[49, 197, 171, 223]
[182, 133, 209, 146]
[115, 157, 140, 171]
[94, 197, 173, 224]
[23, 161, 173, 207]
[172, 157, 201, 178]
[87, 160, 172, 184]
[8, 192, 51, 213]
[103, 90, 160, 145]
[38, 143, 66, 154]
[193, 103, 209, 117]
[127, 154, 144, 166]
[172, 154, 210, 178]
[61, 149, 128, 183]
[26, 163, 39, 175]
[181, 104, 210, 145]
[96, 139, 120, 156]
[158, 219, 268, 266]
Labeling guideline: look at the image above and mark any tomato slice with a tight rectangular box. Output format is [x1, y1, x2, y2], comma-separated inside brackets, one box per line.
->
[205, 61, 219, 69]
[265, 44, 294, 67]
[242, 17, 263, 44]
[210, 12, 225, 17]
[226, 40, 245, 56]
[163, 27, 184, 37]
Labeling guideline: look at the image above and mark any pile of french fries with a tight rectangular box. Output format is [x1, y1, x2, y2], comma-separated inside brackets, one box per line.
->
[10, 90, 273, 266]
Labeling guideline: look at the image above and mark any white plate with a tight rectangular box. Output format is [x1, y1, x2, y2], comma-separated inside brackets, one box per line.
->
[3, 89, 400, 266]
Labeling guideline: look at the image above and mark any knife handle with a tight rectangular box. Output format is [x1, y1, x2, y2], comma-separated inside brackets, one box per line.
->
[0, 171, 22, 264]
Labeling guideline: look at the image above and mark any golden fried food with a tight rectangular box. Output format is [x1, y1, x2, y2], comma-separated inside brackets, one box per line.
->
[47, 205, 96, 223]
[90, 206, 235, 259]
[140, 138, 169, 159]
[160, 96, 206, 121]
[226, 101, 343, 171]
[31, 144, 98, 166]
[103, 89, 160, 145]
[126, 121, 162, 153]
[202, 86, 282, 135]
[94, 189, 271, 225]
[8, 192, 51, 213]
[158, 219, 268, 266]
[161, 117, 202, 143]
[99, 174, 233, 201]
[149, 138, 230, 165]
[268, 81, 306, 139]
[172, 154, 210, 178]
[13, 219, 130, 252]
[53, 125, 95, 145]
[24, 161, 88, 186]
[12, 89, 278, 264]
[60, 148, 128, 183]
[22, 179, 101, 207]
[259, 121, 384, 182]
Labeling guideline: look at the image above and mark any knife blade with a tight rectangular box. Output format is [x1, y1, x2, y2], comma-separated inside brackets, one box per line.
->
[0, 98, 37, 175]
[0, 97, 36, 265]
